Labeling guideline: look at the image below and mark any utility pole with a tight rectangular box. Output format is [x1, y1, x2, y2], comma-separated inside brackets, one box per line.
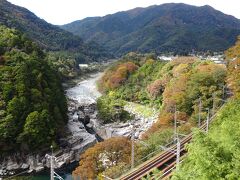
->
[45, 146, 63, 180]
[174, 105, 178, 142]
[50, 145, 54, 180]
[131, 125, 135, 169]
[206, 108, 210, 133]
[222, 85, 225, 104]
[174, 105, 180, 170]
[176, 138, 181, 171]
[212, 93, 216, 116]
[198, 97, 202, 128]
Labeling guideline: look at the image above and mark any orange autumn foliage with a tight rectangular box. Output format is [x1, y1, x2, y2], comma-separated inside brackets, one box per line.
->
[99, 61, 138, 92]
[225, 36, 240, 60]
[72, 137, 131, 179]
[141, 112, 173, 139]
[227, 58, 240, 98]
[158, 112, 174, 126]
[147, 79, 165, 99]
[171, 56, 198, 65]
[163, 74, 189, 112]
[195, 63, 226, 74]
[177, 111, 188, 122]
[225, 37, 240, 98]
[144, 57, 226, 137]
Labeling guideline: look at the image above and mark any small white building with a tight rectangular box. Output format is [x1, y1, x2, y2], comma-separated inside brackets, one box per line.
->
[79, 64, 89, 68]
[209, 57, 219, 61]
[157, 56, 173, 61]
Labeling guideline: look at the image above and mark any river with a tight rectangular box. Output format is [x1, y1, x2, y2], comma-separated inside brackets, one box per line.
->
[2, 71, 158, 179]
[66, 73, 102, 105]
[15, 73, 103, 180]
[47, 72, 103, 179]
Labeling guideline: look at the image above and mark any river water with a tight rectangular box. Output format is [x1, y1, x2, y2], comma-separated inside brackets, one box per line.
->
[13, 71, 157, 179]
[66, 73, 102, 105]
[31, 73, 103, 180]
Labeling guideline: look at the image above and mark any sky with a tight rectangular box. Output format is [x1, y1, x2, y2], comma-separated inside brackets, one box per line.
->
[7, 0, 240, 25]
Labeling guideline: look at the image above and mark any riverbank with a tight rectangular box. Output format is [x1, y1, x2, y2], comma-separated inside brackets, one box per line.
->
[0, 70, 159, 179]
[0, 73, 104, 179]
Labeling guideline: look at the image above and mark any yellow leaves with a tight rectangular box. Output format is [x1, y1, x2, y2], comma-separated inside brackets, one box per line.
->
[172, 63, 190, 77]
[108, 91, 115, 98]
[145, 59, 155, 65]
[195, 63, 226, 74]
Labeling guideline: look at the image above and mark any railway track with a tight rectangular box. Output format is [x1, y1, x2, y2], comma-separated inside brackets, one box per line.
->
[120, 135, 191, 180]
[118, 101, 227, 180]
[120, 118, 211, 180]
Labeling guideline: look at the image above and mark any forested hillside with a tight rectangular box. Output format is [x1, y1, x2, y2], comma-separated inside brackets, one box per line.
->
[0, 25, 67, 153]
[172, 100, 240, 179]
[73, 52, 227, 179]
[62, 3, 240, 55]
[0, 0, 111, 63]
[98, 53, 226, 134]
[172, 37, 240, 179]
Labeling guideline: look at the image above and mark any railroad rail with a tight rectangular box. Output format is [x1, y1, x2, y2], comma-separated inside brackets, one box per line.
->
[120, 113, 214, 180]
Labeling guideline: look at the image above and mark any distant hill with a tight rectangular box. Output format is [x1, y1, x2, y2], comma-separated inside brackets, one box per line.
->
[61, 3, 240, 55]
[0, 0, 111, 62]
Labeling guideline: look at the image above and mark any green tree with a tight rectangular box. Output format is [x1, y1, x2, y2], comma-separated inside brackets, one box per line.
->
[18, 110, 54, 150]
[0, 25, 67, 154]
[97, 93, 132, 123]
[172, 100, 240, 179]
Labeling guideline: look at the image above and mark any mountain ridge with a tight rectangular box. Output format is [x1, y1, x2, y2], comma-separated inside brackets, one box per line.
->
[0, 0, 111, 62]
[61, 3, 240, 55]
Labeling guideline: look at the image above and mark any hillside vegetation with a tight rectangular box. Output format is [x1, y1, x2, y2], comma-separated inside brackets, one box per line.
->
[172, 36, 240, 179]
[0, 25, 67, 154]
[0, 0, 111, 63]
[72, 52, 228, 179]
[73, 137, 132, 179]
[172, 100, 240, 179]
[62, 3, 240, 55]
[98, 53, 226, 136]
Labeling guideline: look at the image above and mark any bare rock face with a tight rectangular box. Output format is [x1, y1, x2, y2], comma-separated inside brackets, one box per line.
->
[94, 103, 158, 140]
[6, 161, 20, 171]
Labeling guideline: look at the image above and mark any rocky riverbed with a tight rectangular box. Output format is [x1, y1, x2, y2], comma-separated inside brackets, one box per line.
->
[0, 72, 158, 178]
[0, 73, 103, 177]
[99, 103, 158, 139]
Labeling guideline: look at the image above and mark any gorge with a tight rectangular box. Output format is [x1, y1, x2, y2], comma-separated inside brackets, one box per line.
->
[0, 70, 158, 178]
